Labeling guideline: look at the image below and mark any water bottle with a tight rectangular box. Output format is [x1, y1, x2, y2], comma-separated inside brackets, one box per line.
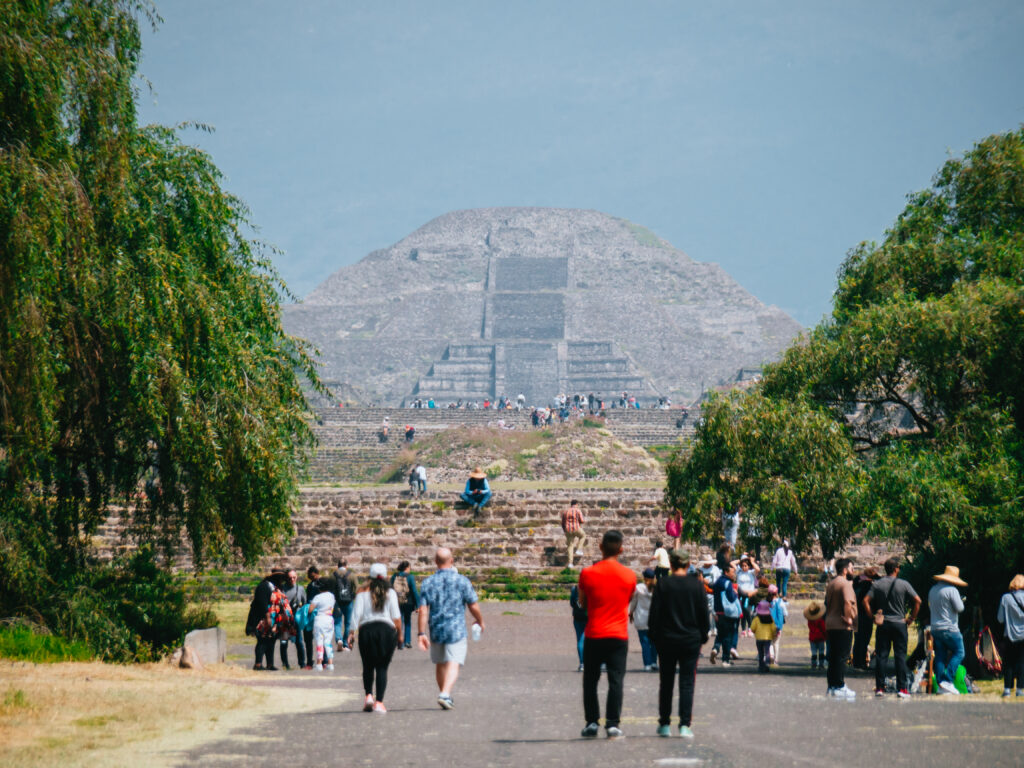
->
[471, 623, 482, 642]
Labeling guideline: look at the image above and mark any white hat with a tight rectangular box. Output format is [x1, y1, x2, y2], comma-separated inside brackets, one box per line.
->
[369, 562, 387, 580]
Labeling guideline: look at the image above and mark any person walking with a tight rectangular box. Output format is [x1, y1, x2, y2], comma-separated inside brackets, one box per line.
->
[570, 583, 587, 671]
[665, 510, 683, 551]
[245, 570, 285, 671]
[648, 550, 709, 740]
[710, 563, 741, 666]
[349, 563, 402, 713]
[866, 558, 920, 698]
[771, 539, 798, 598]
[578, 530, 636, 740]
[824, 557, 858, 699]
[333, 559, 356, 652]
[391, 561, 420, 649]
[414, 463, 427, 496]
[417, 547, 485, 710]
[310, 575, 337, 671]
[561, 499, 586, 568]
[996, 574, 1024, 698]
[750, 600, 776, 672]
[278, 569, 307, 670]
[651, 540, 671, 581]
[928, 565, 967, 694]
[629, 568, 658, 671]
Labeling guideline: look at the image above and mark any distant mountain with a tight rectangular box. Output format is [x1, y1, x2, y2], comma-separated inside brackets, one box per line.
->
[283, 207, 802, 405]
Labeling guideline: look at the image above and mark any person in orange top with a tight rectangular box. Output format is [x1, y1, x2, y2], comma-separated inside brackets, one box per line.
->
[577, 529, 637, 740]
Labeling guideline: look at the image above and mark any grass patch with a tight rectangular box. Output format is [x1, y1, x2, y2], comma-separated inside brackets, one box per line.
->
[501, 611, 522, 616]
[0, 625, 93, 663]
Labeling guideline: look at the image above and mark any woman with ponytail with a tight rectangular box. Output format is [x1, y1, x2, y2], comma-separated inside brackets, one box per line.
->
[771, 539, 798, 598]
[349, 563, 402, 713]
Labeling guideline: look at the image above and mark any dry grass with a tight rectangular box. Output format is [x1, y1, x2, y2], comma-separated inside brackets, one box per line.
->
[0, 628, 352, 767]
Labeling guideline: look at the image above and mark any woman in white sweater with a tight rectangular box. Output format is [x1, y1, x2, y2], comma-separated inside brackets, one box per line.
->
[771, 540, 798, 598]
[348, 563, 402, 713]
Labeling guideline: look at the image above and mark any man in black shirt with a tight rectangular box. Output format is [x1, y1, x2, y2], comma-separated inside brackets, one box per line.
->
[865, 557, 920, 698]
[648, 550, 710, 740]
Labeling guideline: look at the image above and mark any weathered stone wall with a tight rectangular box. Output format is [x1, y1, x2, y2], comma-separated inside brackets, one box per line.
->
[92, 487, 903, 581]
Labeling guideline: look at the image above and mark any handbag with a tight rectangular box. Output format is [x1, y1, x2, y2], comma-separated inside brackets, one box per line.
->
[874, 579, 898, 626]
[722, 586, 742, 619]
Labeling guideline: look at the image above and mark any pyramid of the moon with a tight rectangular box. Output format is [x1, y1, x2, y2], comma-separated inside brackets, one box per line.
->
[283, 208, 803, 406]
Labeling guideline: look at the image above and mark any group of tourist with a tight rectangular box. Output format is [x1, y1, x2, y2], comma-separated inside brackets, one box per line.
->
[246, 549, 484, 713]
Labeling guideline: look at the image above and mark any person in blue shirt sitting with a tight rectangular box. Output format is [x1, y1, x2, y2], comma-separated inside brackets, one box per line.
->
[460, 467, 492, 512]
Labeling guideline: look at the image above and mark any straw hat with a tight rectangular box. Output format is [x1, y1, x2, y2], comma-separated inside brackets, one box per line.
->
[469, 466, 487, 479]
[933, 565, 967, 587]
[803, 601, 825, 621]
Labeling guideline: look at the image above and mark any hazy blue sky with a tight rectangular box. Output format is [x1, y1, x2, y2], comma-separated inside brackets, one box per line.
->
[137, 1, 1024, 326]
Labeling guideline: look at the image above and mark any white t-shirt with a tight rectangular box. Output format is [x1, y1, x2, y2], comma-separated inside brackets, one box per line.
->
[310, 591, 336, 630]
[352, 588, 401, 628]
[629, 582, 653, 630]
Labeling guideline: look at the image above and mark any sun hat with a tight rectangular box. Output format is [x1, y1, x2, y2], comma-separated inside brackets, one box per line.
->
[469, 466, 487, 479]
[699, 556, 715, 568]
[803, 601, 825, 621]
[755, 600, 772, 617]
[642, 568, 656, 579]
[933, 565, 967, 587]
[369, 562, 388, 580]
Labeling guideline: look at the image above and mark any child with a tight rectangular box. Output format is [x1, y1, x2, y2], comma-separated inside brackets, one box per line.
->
[804, 601, 827, 669]
[750, 600, 776, 672]
[630, 568, 658, 670]
[310, 580, 337, 670]
[769, 584, 788, 663]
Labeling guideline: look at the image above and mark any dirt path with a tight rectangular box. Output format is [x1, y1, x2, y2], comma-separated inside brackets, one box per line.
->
[177, 600, 1022, 768]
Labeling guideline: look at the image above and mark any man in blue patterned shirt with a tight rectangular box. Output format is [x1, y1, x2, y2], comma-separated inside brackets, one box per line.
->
[418, 547, 486, 710]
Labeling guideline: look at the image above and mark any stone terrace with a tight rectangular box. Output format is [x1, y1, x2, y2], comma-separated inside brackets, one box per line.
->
[308, 406, 696, 481]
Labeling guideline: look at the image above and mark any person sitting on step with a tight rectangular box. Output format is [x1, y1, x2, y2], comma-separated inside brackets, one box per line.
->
[460, 467, 492, 512]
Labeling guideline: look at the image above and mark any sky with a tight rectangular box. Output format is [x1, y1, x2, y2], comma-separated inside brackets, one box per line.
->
[137, 1, 1024, 327]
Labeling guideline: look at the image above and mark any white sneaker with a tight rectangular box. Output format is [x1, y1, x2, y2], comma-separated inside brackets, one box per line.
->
[313, 664, 323, 671]
[327, 663, 335, 671]
[831, 685, 856, 700]
[939, 681, 959, 695]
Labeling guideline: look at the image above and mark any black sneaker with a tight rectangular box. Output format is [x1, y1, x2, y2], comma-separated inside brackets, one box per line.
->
[581, 722, 599, 738]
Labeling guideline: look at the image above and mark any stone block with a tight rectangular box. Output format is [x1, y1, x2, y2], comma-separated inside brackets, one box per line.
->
[184, 627, 226, 665]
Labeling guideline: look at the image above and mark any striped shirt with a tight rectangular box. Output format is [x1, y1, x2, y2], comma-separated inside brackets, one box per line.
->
[561, 505, 584, 533]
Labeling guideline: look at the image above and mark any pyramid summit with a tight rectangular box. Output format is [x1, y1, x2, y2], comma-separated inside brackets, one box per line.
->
[283, 207, 802, 405]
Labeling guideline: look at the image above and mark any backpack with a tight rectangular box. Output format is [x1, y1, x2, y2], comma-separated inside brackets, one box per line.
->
[392, 573, 412, 607]
[721, 586, 742, 619]
[336, 572, 354, 603]
[293, 603, 319, 633]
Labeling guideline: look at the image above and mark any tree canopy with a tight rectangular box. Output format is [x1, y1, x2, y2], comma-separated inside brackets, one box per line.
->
[666, 127, 1024, 617]
[1, 0, 320, 657]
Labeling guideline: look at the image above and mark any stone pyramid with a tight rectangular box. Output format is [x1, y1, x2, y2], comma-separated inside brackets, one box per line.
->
[283, 208, 802, 405]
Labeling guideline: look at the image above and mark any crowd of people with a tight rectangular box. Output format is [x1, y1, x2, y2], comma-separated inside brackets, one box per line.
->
[245, 549, 484, 713]
[244, 525, 1024, 735]
[405, 391, 677, 414]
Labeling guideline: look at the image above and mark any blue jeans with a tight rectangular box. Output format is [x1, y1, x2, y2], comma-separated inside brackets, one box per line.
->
[461, 490, 491, 507]
[334, 602, 354, 647]
[417, 478, 427, 494]
[573, 619, 586, 665]
[932, 628, 965, 686]
[713, 616, 739, 660]
[637, 628, 656, 667]
[775, 568, 790, 597]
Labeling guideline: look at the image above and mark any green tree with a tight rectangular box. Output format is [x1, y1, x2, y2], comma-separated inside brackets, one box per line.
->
[665, 391, 864, 558]
[668, 127, 1024, 619]
[1, 0, 320, 658]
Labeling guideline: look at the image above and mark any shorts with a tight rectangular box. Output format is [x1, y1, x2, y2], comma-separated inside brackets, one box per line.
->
[429, 637, 468, 665]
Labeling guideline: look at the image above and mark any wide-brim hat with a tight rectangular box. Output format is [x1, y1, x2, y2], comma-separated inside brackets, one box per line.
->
[803, 601, 825, 621]
[699, 557, 715, 568]
[933, 565, 967, 587]
[755, 600, 772, 617]
[469, 466, 487, 479]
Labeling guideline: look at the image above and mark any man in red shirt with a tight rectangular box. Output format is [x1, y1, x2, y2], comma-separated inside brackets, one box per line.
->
[578, 529, 637, 740]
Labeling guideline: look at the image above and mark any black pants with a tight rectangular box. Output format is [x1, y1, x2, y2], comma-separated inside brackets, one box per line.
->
[655, 641, 700, 727]
[826, 629, 852, 689]
[582, 637, 628, 728]
[1004, 639, 1024, 690]
[278, 632, 306, 668]
[853, 614, 874, 667]
[254, 635, 275, 667]
[358, 622, 398, 700]
[875, 621, 909, 691]
[302, 629, 313, 665]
